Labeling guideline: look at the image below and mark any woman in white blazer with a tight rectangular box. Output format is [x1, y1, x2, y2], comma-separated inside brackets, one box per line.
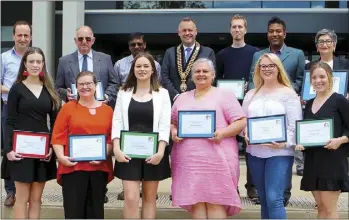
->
[112, 52, 171, 219]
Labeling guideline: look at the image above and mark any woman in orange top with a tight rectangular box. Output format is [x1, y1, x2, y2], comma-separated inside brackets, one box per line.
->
[51, 71, 114, 219]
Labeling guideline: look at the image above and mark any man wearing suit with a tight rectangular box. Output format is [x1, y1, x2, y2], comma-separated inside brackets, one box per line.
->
[55, 26, 120, 108]
[248, 16, 306, 207]
[161, 17, 215, 102]
[55, 26, 120, 203]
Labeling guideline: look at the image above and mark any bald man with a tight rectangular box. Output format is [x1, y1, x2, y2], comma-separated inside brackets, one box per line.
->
[55, 26, 120, 107]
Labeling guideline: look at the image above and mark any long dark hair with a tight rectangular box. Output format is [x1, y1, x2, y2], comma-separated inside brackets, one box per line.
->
[122, 52, 160, 93]
[16, 47, 60, 110]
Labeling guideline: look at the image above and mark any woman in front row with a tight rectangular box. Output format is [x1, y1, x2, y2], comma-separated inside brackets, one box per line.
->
[296, 62, 349, 219]
[171, 58, 246, 218]
[112, 52, 171, 219]
[242, 53, 302, 219]
[51, 71, 114, 219]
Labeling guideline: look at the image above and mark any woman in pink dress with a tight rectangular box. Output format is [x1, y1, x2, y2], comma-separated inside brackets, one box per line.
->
[170, 58, 247, 218]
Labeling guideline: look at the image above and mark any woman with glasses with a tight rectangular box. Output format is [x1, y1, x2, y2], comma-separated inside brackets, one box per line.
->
[306, 29, 349, 71]
[51, 71, 114, 219]
[296, 62, 349, 218]
[242, 53, 302, 219]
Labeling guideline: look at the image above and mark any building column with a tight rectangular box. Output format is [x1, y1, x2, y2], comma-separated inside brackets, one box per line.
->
[32, 1, 55, 77]
[62, 1, 85, 56]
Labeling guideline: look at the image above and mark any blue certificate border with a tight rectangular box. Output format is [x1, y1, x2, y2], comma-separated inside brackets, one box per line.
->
[301, 70, 348, 101]
[295, 118, 334, 147]
[95, 81, 105, 101]
[177, 110, 216, 138]
[247, 114, 287, 145]
[216, 79, 245, 100]
[68, 134, 107, 162]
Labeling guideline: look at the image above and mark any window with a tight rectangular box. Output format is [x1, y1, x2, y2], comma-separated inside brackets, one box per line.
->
[212, 1, 261, 8]
[262, 1, 311, 8]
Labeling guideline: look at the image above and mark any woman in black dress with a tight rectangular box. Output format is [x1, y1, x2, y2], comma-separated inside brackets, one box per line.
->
[295, 62, 349, 219]
[112, 52, 171, 218]
[1, 47, 60, 218]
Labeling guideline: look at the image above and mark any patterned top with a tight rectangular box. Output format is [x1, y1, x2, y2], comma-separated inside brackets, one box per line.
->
[242, 87, 303, 158]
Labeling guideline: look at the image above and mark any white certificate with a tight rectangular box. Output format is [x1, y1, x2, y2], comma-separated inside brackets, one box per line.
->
[217, 80, 245, 99]
[95, 81, 104, 100]
[298, 121, 331, 145]
[180, 114, 212, 135]
[251, 119, 283, 141]
[122, 133, 156, 158]
[70, 136, 105, 160]
[15, 134, 47, 155]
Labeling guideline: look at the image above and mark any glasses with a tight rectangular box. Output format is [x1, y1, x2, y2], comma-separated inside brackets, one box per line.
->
[129, 42, 144, 47]
[259, 64, 276, 70]
[77, 37, 92, 42]
[317, 40, 333, 46]
[77, 82, 94, 88]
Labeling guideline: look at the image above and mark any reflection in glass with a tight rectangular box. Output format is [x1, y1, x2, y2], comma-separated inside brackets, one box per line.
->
[311, 1, 325, 8]
[262, 1, 311, 8]
[213, 1, 261, 8]
[122, 1, 206, 9]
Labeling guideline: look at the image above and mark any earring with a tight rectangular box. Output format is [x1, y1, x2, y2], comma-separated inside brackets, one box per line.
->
[23, 70, 29, 76]
[39, 71, 44, 77]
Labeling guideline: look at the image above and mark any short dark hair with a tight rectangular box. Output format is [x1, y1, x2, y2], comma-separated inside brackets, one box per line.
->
[13, 20, 32, 35]
[268, 16, 286, 31]
[128, 32, 145, 43]
[180, 17, 196, 24]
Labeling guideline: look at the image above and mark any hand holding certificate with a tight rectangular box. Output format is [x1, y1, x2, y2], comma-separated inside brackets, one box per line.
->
[12, 130, 50, 159]
[178, 110, 216, 138]
[120, 131, 158, 159]
[68, 134, 107, 162]
[296, 119, 333, 147]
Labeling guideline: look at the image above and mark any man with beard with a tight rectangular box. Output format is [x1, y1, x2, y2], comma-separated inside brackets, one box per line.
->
[248, 16, 305, 207]
[114, 32, 161, 85]
[216, 14, 259, 204]
[1, 20, 32, 207]
[161, 17, 215, 103]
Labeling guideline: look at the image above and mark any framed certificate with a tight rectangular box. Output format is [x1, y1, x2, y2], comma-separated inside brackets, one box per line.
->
[301, 70, 348, 101]
[296, 119, 333, 147]
[178, 110, 216, 138]
[120, 131, 158, 159]
[71, 83, 78, 97]
[68, 134, 107, 162]
[216, 79, 245, 100]
[247, 114, 287, 145]
[12, 130, 50, 159]
[95, 81, 105, 101]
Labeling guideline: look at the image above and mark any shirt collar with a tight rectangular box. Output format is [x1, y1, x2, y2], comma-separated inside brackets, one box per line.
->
[269, 44, 286, 54]
[183, 44, 195, 51]
[128, 55, 134, 64]
[11, 47, 23, 58]
[77, 50, 93, 60]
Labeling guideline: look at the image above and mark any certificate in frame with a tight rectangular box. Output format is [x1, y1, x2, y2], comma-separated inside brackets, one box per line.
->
[95, 81, 105, 101]
[301, 70, 348, 101]
[296, 118, 333, 147]
[247, 114, 287, 145]
[68, 134, 107, 162]
[120, 131, 158, 159]
[71, 83, 78, 98]
[177, 110, 216, 138]
[12, 130, 50, 159]
[216, 79, 245, 100]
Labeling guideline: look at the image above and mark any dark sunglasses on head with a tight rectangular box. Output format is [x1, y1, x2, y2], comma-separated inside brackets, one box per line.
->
[130, 42, 143, 47]
[77, 37, 92, 42]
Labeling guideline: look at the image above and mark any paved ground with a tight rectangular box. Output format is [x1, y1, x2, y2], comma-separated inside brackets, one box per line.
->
[1, 158, 348, 219]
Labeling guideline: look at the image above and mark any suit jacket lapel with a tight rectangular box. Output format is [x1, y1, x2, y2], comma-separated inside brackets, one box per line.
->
[70, 51, 80, 80]
[122, 89, 133, 131]
[280, 46, 290, 62]
[333, 57, 340, 69]
[152, 90, 160, 131]
[92, 50, 101, 80]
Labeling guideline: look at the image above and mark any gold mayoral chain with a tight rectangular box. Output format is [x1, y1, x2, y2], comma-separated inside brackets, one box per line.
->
[176, 42, 200, 92]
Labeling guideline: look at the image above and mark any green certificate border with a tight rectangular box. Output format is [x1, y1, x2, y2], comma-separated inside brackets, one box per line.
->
[216, 79, 245, 100]
[120, 130, 158, 159]
[296, 118, 333, 147]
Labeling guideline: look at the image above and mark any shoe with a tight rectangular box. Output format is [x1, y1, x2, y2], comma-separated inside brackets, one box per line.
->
[284, 199, 289, 207]
[296, 170, 303, 176]
[4, 194, 15, 207]
[170, 194, 172, 201]
[247, 187, 258, 201]
[104, 195, 109, 203]
[117, 191, 125, 200]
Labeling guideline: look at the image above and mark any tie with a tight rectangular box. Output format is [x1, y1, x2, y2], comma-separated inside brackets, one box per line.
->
[82, 55, 88, 71]
[185, 48, 192, 63]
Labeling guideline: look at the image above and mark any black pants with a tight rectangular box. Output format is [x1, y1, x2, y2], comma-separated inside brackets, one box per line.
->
[61, 171, 107, 219]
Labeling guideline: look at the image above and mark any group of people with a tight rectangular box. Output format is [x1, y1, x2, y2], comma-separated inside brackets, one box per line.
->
[1, 14, 349, 219]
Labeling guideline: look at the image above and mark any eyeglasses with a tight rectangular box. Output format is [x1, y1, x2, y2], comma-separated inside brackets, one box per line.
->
[129, 42, 144, 47]
[317, 40, 333, 46]
[77, 37, 92, 42]
[77, 82, 94, 88]
[259, 64, 276, 70]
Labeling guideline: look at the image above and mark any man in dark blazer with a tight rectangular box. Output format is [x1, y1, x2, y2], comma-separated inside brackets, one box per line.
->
[55, 26, 120, 108]
[161, 17, 215, 103]
[54, 26, 120, 203]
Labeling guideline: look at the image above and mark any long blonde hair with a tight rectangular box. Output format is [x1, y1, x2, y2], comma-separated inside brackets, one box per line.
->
[253, 53, 292, 94]
[16, 47, 60, 110]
